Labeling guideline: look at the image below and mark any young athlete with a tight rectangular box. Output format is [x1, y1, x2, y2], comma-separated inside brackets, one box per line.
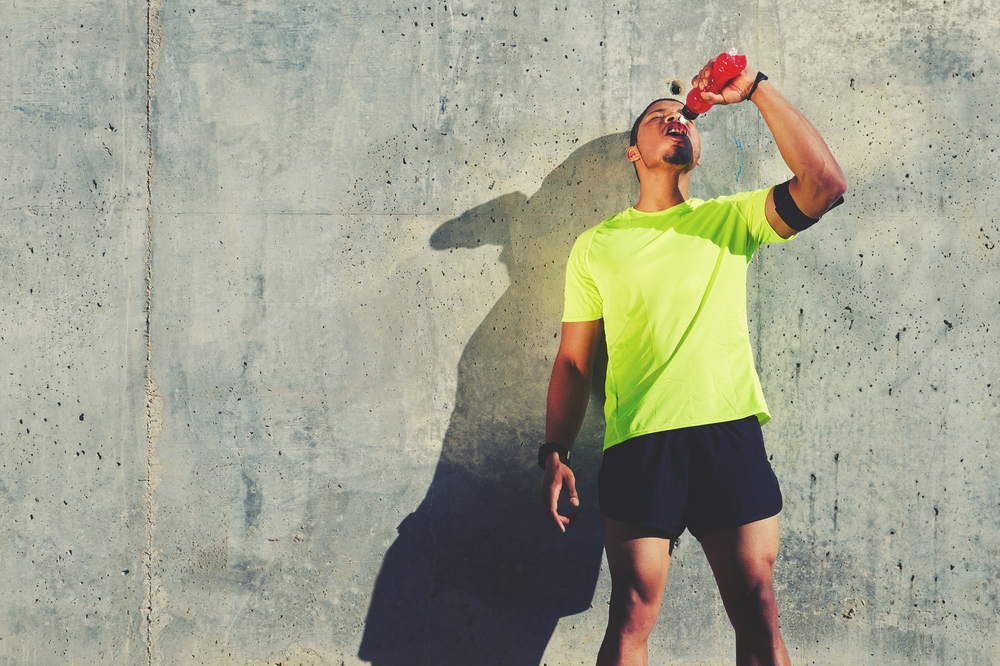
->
[539, 58, 846, 666]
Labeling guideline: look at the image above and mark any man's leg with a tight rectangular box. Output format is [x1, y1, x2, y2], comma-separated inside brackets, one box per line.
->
[596, 517, 673, 666]
[700, 516, 791, 666]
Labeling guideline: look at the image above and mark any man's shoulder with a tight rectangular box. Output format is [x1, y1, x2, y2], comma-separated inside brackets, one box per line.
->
[696, 188, 771, 207]
[684, 188, 771, 225]
[600, 208, 633, 227]
[574, 209, 630, 241]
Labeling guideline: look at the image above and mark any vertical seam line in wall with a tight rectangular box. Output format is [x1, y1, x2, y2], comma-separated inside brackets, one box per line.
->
[756, 0, 761, 61]
[754, 0, 763, 367]
[144, 1, 164, 664]
[144, 0, 153, 657]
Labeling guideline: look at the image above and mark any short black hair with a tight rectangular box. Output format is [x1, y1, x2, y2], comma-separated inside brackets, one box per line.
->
[629, 98, 683, 147]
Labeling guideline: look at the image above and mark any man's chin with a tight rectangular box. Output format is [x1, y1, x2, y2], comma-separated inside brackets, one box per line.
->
[661, 141, 694, 167]
[664, 151, 695, 169]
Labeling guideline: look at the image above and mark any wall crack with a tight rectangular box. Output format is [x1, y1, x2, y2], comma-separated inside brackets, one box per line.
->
[143, 1, 164, 665]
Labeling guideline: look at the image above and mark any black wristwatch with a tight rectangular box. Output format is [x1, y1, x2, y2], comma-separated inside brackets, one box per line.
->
[747, 71, 768, 101]
[538, 442, 571, 469]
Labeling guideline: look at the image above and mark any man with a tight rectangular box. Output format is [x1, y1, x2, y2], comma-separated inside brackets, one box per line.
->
[538, 58, 846, 666]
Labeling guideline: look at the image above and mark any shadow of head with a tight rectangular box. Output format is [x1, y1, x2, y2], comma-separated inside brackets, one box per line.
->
[430, 133, 637, 264]
[428, 134, 631, 409]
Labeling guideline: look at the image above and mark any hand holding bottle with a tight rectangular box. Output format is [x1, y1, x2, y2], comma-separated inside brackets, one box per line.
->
[681, 49, 758, 120]
[689, 50, 757, 108]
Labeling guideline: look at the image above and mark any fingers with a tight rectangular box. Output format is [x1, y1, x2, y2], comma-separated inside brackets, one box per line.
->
[565, 471, 579, 507]
[547, 480, 565, 532]
[691, 58, 716, 90]
[541, 470, 566, 532]
[697, 90, 727, 105]
[541, 467, 579, 533]
[690, 58, 754, 106]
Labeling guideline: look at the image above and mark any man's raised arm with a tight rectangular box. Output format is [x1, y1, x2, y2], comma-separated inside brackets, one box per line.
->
[693, 62, 847, 239]
[541, 319, 603, 532]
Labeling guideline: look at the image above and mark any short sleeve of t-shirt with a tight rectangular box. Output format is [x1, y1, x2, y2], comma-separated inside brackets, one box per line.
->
[723, 188, 794, 252]
[563, 226, 603, 322]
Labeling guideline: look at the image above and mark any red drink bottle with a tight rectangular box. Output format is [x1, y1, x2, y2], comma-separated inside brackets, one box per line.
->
[681, 49, 748, 120]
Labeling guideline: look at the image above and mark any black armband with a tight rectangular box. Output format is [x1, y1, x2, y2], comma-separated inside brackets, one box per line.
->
[773, 179, 834, 232]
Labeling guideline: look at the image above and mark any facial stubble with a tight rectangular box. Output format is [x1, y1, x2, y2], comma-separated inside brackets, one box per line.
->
[664, 137, 694, 168]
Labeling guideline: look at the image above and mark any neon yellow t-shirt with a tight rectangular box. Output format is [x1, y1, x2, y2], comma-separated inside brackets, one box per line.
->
[562, 188, 792, 450]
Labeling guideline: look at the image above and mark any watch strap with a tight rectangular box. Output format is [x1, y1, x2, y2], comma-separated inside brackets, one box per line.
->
[538, 442, 571, 469]
[747, 71, 768, 101]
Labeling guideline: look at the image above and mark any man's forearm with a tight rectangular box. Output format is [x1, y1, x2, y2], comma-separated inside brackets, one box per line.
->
[751, 80, 846, 217]
[544, 356, 593, 451]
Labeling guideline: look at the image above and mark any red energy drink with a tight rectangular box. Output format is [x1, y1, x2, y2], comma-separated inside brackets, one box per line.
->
[681, 49, 748, 121]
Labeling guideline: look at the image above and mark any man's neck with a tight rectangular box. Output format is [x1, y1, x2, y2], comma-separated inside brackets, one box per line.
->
[633, 171, 691, 212]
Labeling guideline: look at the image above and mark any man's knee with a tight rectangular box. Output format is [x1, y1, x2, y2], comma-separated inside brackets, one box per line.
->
[608, 583, 663, 641]
[727, 578, 781, 638]
[725, 550, 778, 602]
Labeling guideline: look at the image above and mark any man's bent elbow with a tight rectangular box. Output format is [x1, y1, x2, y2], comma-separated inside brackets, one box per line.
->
[824, 170, 847, 206]
[819, 160, 847, 203]
[801, 168, 846, 215]
[553, 352, 594, 383]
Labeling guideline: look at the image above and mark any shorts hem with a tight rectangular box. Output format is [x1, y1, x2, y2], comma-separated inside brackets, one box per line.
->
[688, 505, 783, 541]
[598, 510, 681, 541]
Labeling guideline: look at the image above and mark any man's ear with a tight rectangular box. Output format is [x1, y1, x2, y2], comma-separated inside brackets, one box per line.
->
[627, 146, 640, 163]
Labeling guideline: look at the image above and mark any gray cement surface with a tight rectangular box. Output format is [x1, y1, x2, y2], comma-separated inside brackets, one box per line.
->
[1, 0, 998, 664]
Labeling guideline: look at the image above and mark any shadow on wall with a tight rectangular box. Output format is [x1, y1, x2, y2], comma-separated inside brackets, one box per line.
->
[358, 134, 638, 665]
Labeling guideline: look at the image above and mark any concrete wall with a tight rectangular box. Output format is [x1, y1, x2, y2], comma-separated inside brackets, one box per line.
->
[1, 0, 998, 664]
[0, 1, 149, 663]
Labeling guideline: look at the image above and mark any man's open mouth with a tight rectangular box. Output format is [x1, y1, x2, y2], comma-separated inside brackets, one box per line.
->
[665, 122, 688, 137]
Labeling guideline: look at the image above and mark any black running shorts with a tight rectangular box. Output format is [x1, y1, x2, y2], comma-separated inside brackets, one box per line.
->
[597, 415, 783, 540]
